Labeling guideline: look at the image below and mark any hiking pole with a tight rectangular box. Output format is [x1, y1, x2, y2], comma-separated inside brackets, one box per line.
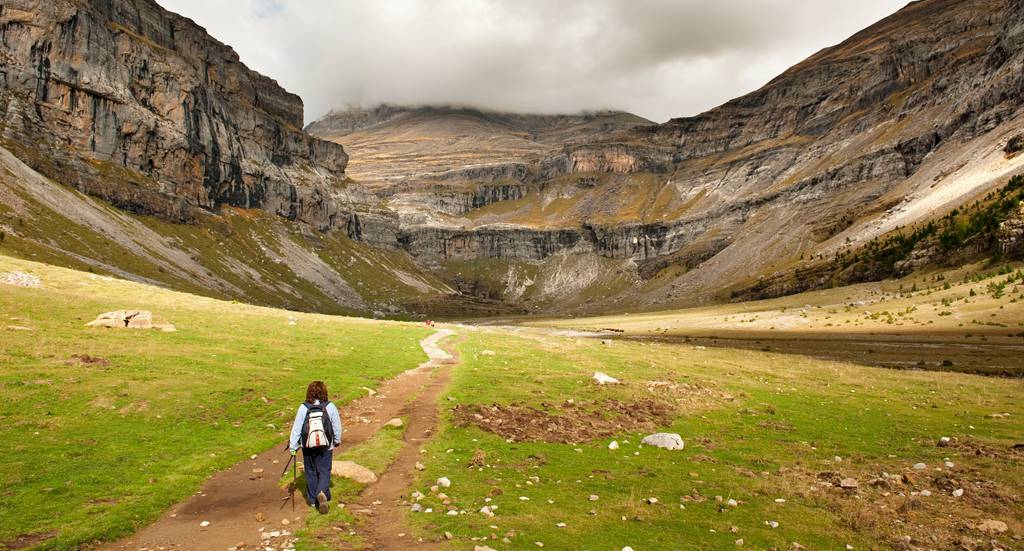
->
[279, 453, 294, 478]
[291, 453, 297, 512]
[280, 452, 297, 511]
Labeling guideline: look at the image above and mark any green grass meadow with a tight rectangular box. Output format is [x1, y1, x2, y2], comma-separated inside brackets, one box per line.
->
[0, 256, 431, 549]
[2, 254, 1022, 550]
[408, 329, 1023, 549]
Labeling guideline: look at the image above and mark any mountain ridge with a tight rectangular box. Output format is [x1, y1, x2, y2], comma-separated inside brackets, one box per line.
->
[0, 0, 1022, 318]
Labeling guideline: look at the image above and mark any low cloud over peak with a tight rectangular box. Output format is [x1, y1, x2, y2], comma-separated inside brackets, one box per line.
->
[158, 0, 907, 124]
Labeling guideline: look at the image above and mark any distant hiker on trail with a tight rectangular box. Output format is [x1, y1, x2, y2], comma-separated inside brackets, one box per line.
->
[289, 380, 342, 514]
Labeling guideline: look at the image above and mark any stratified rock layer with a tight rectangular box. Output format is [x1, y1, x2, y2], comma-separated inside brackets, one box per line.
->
[0, 0, 398, 241]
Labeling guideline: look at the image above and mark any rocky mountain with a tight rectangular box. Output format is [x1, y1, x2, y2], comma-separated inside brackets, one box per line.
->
[0, 0, 447, 315]
[300, 0, 1024, 314]
[306, 105, 652, 187]
[1, 0, 1022, 317]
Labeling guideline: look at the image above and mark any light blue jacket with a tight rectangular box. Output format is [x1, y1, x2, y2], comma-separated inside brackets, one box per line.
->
[289, 400, 342, 452]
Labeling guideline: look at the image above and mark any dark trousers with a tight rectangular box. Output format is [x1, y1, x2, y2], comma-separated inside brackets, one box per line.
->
[301, 447, 333, 505]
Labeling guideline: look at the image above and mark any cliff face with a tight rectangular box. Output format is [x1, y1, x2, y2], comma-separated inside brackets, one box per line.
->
[0, 0, 399, 239]
[0, 0, 439, 316]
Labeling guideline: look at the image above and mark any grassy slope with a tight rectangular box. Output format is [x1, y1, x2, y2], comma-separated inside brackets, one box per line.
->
[530, 262, 1024, 375]
[0, 255, 432, 549]
[0, 151, 449, 317]
[410, 328, 1022, 550]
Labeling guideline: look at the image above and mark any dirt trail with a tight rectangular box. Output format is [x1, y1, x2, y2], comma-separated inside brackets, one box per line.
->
[344, 331, 459, 550]
[96, 328, 456, 551]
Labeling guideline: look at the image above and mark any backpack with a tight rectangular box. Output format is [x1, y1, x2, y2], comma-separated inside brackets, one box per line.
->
[301, 401, 335, 450]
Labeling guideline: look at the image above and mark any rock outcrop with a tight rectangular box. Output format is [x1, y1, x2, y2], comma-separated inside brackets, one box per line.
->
[0, 0, 396, 241]
[998, 204, 1024, 258]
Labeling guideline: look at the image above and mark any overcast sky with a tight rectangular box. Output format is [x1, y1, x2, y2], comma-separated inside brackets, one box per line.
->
[157, 0, 908, 124]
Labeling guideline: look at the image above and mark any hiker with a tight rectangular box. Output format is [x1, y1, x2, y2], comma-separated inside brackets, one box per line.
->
[289, 380, 343, 514]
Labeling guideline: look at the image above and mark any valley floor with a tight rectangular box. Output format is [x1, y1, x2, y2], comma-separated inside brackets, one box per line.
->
[1, 255, 1021, 550]
[532, 261, 1024, 377]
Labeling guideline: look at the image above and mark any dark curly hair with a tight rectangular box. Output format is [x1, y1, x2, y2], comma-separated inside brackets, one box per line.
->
[306, 380, 329, 403]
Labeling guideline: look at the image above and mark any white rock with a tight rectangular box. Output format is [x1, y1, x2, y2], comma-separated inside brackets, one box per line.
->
[766, 520, 779, 529]
[592, 372, 621, 385]
[641, 433, 685, 450]
[912, 463, 926, 470]
[437, 476, 452, 488]
[953, 488, 964, 497]
[331, 461, 377, 484]
[976, 519, 1008, 534]
[726, 498, 738, 507]
[199, 520, 211, 527]
[480, 350, 496, 356]
[608, 440, 620, 450]
[919, 490, 931, 497]
[385, 418, 403, 428]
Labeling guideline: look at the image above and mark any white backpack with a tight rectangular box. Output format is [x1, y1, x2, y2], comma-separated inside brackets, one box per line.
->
[302, 402, 333, 449]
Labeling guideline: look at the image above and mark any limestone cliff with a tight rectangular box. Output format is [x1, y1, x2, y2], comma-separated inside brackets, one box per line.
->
[0, 0, 398, 242]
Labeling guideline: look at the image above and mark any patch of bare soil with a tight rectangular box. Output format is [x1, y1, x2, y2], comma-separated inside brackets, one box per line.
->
[781, 447, 1022, 551]
[1, 530, 59, 550]
[65, 354, 110, 367]
[454, 380, 723, 444]
[950, 436, 1024, 461]
[453, 398, 673, 444]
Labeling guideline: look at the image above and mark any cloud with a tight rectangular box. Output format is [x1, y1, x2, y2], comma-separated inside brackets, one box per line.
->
[157, 0, 908, 123]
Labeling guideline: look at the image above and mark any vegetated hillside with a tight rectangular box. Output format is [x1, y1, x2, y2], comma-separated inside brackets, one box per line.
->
[1, 0, 1022, 319]
[733, 174, 1024, 301]
[0, 145, 453, 316]
[306, 104, 653, 186]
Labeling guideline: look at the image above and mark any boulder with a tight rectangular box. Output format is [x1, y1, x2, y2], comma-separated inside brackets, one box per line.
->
[85, 310, 153, 329]
[385, 418, 404, 428]
[641, 433, 685, 450]
[331, 461, 377, 484]
[975, 519, 1008, 534]
[593, 372, 621, 385]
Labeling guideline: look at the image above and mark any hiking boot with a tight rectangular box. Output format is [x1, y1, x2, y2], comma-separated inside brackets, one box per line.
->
[316, 491, 329, 514]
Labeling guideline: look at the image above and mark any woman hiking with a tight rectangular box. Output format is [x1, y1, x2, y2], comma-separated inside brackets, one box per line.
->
[288, 380, 343, 514]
